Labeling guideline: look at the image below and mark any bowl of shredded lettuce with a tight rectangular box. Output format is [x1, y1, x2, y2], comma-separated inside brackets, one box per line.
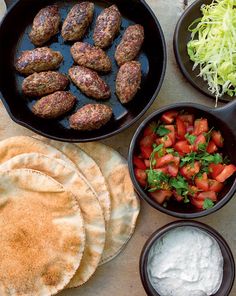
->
[174, 0, 236, 105]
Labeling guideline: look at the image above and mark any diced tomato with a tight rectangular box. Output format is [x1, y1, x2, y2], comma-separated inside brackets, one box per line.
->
[176, 117, 187, 140]
[165, 125, 176, 144]
[149, 190, 172, 204]
[144, 159, 150, 167]
[206, 141, 218, 154]
[195, 172, 209, 191]
[208, 180, 224, 192]
[133, 156, 146, 170]
[174, 141, 192, 154]
[180, 161, 200, 179]
[190, 197, 204, 209]
[188, 186, 199, 198]
[156, 154, 174, 168]
[193, 118, 209, 135]
[173, 156, 180, 166]
[140, 146, 153, 159]
[209, 163, 224, 179]
[134, 168, 147, 186]
[143, 126, 155, 137]
[193, 134, 206, 151]
[161, 110, 178, 124]
[186, 125, 194, 133]
[211, 130, 224, 148]
[173, 190, 183, 202]
[196, 191, 217, 201]
[140, 135, 155, 147]
[216, 164, 236, 182]
[167, 163, 179, 177]
[157, 135, 173, 148]
[155, 167, 169, 174]
[178, 114, 194, 125]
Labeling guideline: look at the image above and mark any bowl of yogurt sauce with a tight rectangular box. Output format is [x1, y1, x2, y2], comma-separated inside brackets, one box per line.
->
[140, 221, 235, 296]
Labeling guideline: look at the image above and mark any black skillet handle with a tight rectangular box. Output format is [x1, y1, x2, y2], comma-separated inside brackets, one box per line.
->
[209, 100, 236, 132]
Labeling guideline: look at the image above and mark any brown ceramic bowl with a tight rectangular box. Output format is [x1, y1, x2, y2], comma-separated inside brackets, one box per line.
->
[128, 101, 236, 218]
[140, 220, 235, 296]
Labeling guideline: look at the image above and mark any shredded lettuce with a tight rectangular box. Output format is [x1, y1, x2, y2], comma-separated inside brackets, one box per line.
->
[187, 0, 236, 105]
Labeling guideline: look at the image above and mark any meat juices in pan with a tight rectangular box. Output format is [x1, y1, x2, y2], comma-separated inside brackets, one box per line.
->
[69, 104, 113, 131]
[68, 66, 111, 100]
[32, 91, 76, 119]
[62, 2, 94, 41]
[93, 5, 121, 49]
[22, 71, 69, 97]
[71, 42, 112, 72]
[29, 5, 61, 46]
[115, 24, 144, 66]
[116, 61, 141, 104]
[15, 47, 63, 76]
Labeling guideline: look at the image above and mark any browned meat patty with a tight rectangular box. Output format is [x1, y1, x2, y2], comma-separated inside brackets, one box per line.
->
[69, 104, 112, 130]
[93, 5, 121, 49]
[71, 42, 112, 72]
[15, 47, 63, 76]
[62, 2, 94, 41]
[116, 61, 141, 104]
[115, 24, 144, 66]
[22, 71, 69, 97]
[68, 66, 111, 99]
[32, 91, 76, 119]
[29, 5, 61, 46]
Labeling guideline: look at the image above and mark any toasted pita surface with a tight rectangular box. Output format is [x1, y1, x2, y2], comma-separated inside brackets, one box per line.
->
[0, 169, 85, 296]
[78, 143, 140, 264]
[0, 153, 106, 288]
[35, 137, 111, 224]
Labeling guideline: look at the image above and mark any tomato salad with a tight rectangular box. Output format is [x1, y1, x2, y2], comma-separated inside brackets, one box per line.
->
[133, 110, 236, 210]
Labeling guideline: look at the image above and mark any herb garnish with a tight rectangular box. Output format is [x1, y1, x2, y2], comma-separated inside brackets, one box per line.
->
[156, 125, 171, 137]
[146, 170, 170, 192]
[185, 133, 196, 145]
[203, 198, 215, 209]
[170, 175, 191, 203]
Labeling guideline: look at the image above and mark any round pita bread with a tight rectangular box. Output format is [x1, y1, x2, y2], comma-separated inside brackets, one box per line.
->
[78, 142, 140, 265]
[0, 153, 106, 288]
[0, 0, 6, 22]
[0, 169, 85, 296]
[35, 137, 111, 224]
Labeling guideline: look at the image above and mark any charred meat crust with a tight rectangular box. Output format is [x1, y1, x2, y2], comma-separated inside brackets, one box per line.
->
[29, 5, 61, 46]
[71, 42, 112, 72]
[62, 2, 94, 41]
[69, 104, 112, 130]
[93, 5, 121, 49]
[116, 61, 141, 104]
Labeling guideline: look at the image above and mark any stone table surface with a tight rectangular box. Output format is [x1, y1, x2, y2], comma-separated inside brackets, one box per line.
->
[1, 0, 235, 295]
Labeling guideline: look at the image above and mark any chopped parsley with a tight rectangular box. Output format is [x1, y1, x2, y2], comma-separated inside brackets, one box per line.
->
[185, 133, 196, 145]
[203, 199, 215, 210]
[169, 175, 190, 203]
[156, 125, 171, 137]
[146, 170, 170, 191]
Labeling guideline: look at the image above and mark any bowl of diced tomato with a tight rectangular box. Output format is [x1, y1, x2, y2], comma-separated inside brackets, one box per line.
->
[128, 102, 236, 218]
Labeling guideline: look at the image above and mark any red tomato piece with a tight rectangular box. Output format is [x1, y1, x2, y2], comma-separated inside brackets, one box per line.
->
[167, 163, 179, 177]
[133, 156, 146, 170]
[186, 125, 194, 133]
[140, 135, 155, 147]
[188, 186, 199, 198]
[161, 110, 178, 124]
[155, 167, 169, 174]
[216, 164, 236, 182]
[149, 190, 172, 204]
[157, 135, 173, 148]
[140, 146, 153, 159]
[208, 179, 224, 192]
[134, 168, 147, 186]
[196, 191, 217, 201]
[173, 156, 180, 166]
[143, 126, 155, 137]
[178, 114, 194, 125]
[191, 197, 204, 209]
[165, 125, 176, 144]
[193, 118, 209, 135]
[176, 117, 187, 140]
[144, 159, 150, 168]
[209, 163, 224, 179]
[156, 154, 174, 168]
[193, 134, 206, 151]
[174, 141, 192, 154]
[206, 141, 218, 154]
[180, 161, 200, 179]
[195, 172, 209, 191]
[211, 130, 224, 147]
[173, 190, 183, 202]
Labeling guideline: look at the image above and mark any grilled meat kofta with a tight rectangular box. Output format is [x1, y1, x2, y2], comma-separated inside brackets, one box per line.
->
[71, 42, 112, 72]
[69, 66, 111, 99]
[15, 47, 63, 76]
[29, 5, 61, 46]
[93, 5, 121, 49]
[69, 104, 112, 130]
[115, 24, 144, 66]
[32, 91, 76, 119]
[62, 2, 94, 41]
[22, 71, 69, 97]
[116, 61, 141, 104]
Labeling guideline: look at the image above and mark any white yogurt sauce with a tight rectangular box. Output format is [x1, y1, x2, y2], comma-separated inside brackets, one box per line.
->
[147, 226, 223, 296]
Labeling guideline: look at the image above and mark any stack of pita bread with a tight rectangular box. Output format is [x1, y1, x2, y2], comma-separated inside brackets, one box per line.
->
[0, 136, 140, 295]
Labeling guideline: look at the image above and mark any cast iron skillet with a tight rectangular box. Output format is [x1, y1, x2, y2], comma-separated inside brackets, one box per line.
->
[174, 0, 233, 102]
[128, 100, 236, 219]
[140, 221, 235, 296]
[0, 0, 166, 142]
